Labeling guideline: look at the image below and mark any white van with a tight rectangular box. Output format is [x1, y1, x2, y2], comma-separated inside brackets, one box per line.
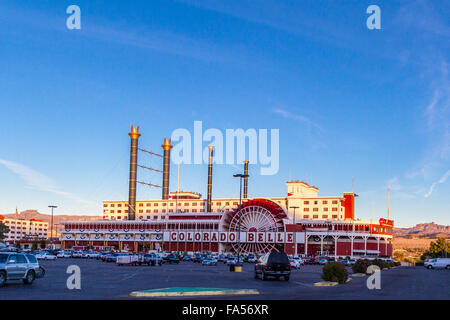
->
[424, 258, 450, 269]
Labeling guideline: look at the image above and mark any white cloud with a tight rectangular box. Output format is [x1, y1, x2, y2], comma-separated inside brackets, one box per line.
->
[0, 159, 93, 205]
[272, 108, 322, 131]
[425, 170, 450, 198]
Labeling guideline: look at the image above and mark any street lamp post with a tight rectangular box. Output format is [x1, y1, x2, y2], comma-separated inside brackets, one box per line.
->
[48, 205, 57, 249]
[233, 173, 249, 266]
[290, 206, 299, 257]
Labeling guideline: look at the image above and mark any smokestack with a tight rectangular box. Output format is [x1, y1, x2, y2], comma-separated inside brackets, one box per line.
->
[207, 145, 214, 213]
[243, 160, 249, 198]
[162, 138, 173, 200]
[128, 125, 141, 221]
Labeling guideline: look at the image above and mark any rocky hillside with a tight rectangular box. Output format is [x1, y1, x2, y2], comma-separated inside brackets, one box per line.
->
[393, 222, 449, 238]
[2, 210, 101, 235]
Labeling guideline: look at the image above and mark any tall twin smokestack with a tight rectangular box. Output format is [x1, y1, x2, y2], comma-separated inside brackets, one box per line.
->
[128, 125, 141, 221]
[207, 145, 214, 213]
[162, 138, 173, 200]
[243, 160, 249, 199]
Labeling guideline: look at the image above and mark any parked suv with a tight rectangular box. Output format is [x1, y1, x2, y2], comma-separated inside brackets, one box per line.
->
[254, 251, 291, 281]
[0, 252, 45, 287]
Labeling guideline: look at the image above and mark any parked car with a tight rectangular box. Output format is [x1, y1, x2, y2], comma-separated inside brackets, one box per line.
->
[163, 254, 180, 264]
[226, 256, 237, 266]
[424, 258, 450, 269]
[85, 251, 99, 259]
[193, 254, 202, 263]
[319, 259, 328, 265]
[182, 255, 192, 261]
[289, 259, 301, 269]
[105, 253, 118, 263]
[35, 252, 57, 260]
[305, 258, 319, 265]
[294, 257, 304, 265]
[255, 251, 291, 281]
[99, 251, 111, 261]
[143, 253, 163, 266]
[71, 251, 83, 258]
[202, 258, 218, 266]
[0, 252, 45, 287]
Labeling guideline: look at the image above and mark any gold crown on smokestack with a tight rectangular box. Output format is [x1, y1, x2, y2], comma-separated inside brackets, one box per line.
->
[129, 125, 141, 139]
[162, 137, 173, 150]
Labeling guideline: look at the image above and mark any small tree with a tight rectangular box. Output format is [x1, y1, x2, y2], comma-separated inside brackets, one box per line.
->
[40, 239, 46, 249]
[15, 240, 21, 249]
[32, 242, 38, 251]
[0, 222, 10, 241]
[372, 258, 385, 270]
[352, 259, 372, 274]
[321, 262, 348, 284]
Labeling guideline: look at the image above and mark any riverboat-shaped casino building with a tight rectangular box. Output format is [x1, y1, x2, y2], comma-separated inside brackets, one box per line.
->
[60, 126, 393, 258]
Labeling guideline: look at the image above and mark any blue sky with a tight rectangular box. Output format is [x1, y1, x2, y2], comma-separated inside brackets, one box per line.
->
[0, 0, 448, 227]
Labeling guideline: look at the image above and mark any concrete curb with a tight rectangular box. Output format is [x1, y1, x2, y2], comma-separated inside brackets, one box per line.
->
[313, 281, 338, 287]
[352, 273, 366, 277]
[130, 288, 259, 297]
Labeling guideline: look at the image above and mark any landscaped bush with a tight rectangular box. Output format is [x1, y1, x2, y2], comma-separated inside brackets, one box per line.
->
[352, 259, 371, 274]
[415, 261, 424, 266]
[394, 262, 401, 267]
[371, 259, 385, 270]
[322, 262, 348, 284]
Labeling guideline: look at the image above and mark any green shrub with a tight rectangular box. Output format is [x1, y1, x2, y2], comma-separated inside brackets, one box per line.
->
[394, 262, 401, 267]
[372, 259, 385, 270]
[321, 262, 348, 284]
[415, 261, 424, 266]
[352, 259, 371, 274]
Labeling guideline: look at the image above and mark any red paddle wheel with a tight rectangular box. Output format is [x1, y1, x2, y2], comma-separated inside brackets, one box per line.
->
[222, 199, 287, 254]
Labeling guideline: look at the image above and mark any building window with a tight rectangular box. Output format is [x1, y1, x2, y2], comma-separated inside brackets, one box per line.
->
[162, 209, 166, 213]
[303, 208, 309, 212]
[154, 203, 158, 207]
[147, 216, 151, 219]
[192, 209, 197, 213]
[161, 216, 165, 220]
[153, 216, 158, 220]
[118, 210, 122, 213]
[118, 204, 122, 207]
[322, 215, 328, 219]
[332, 215, 338, 219]
[192, 202, 197, 206]
[162, 203, 167, 206]
[323, 200, 328, 204]
[139, 210, 143, 213]
[324, 208, 328, 212]
[314, 201, 318, 205]
[304, 201, 309, 205]
[332, 200, 338, 204]
[169, 209, 173, 213]
[332, 208, 338, 212]
[139, 203, 143, 207]
[103, 204, 107, 207]
[154, 210, 159, 213]
[303, 215, 309, 219]
[111, 204, 115, 207]
[313, 215, 319, 219]
[110, 210, 115, 213]
[146, 203, 151, 207]
[313, 208, 318, 212]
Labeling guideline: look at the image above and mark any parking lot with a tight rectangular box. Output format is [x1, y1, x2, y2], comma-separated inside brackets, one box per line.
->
[0, 258, 448, 300]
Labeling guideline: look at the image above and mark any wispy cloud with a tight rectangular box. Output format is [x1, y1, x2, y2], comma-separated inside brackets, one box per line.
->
[272, 108, 322, 131]
[0, 159, 93, 205]
[425, 170, 450, 198]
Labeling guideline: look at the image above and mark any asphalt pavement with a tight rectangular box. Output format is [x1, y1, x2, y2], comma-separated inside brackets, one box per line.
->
[0, 259, 448, 300]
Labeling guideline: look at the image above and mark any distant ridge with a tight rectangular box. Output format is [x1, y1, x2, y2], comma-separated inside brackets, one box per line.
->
[393, 222, 449, 238]
[1, 210, 101, 235]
